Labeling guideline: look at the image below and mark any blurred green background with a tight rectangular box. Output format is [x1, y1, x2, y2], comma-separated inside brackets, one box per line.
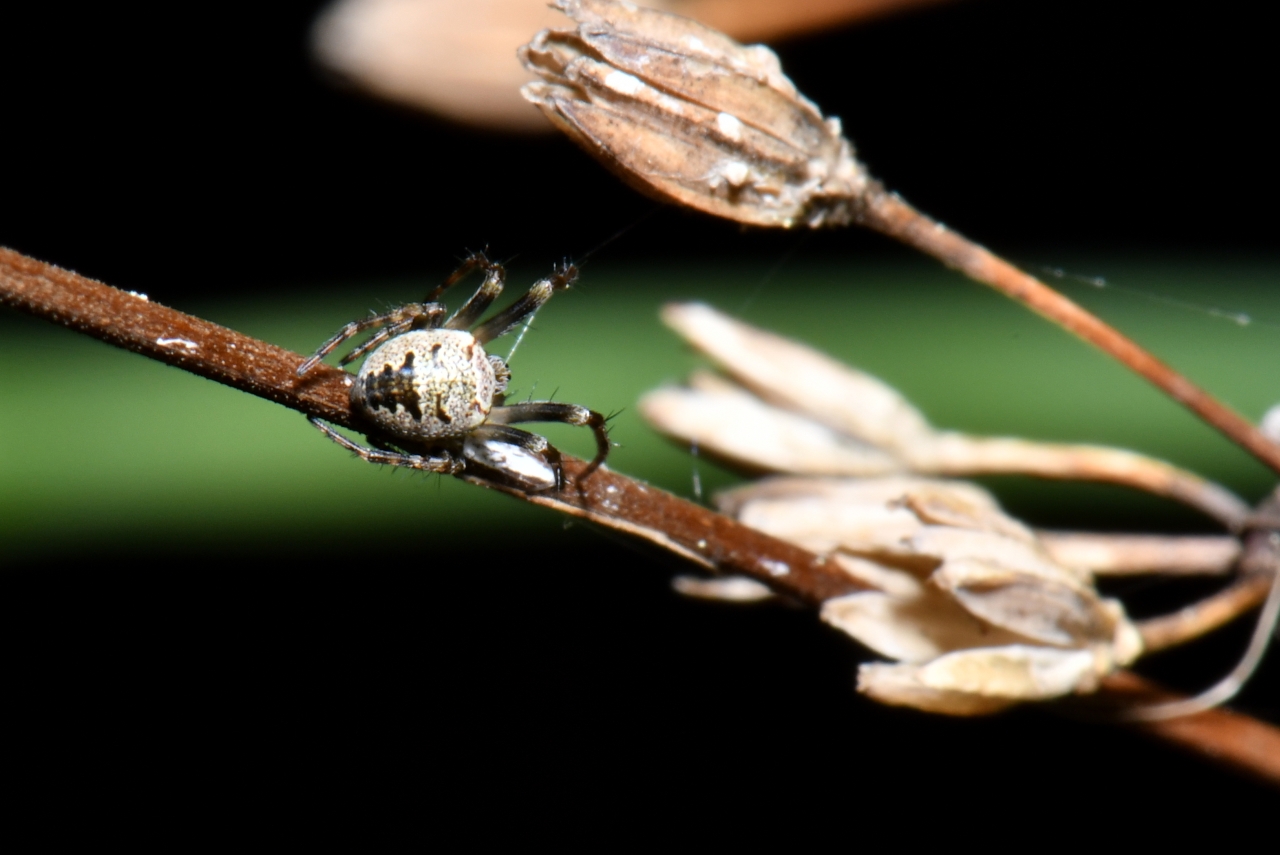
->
[6, 255, 1280, 561]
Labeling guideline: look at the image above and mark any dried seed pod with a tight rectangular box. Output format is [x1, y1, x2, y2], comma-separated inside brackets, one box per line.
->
[520, 0, 869, 227]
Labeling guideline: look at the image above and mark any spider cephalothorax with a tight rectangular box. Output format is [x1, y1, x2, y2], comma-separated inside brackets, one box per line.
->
[298, 252, 610, 491]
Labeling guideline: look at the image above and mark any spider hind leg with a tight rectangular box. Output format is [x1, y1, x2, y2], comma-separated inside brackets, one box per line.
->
[489, 400, 610, 477]
[308, 417, 463, 474]
[472, 262, 579, 345]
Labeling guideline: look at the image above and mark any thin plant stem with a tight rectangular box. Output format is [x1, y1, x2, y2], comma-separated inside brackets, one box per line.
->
[3, 245, 1279, 784]
[859, 188, 1280, 477]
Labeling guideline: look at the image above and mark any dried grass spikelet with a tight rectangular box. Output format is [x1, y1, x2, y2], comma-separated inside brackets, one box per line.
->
[721, 475, 1143, 715]
[637, 302, 1261, 714]
[642, 302, 1250, 529]
[519, 0, 870, 227]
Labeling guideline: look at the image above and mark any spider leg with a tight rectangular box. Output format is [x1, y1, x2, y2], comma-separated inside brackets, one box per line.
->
[471, 261, 579, 345]
[423, 250, 496, 303]
[297, 303, 444, 376]
[488, 400, 610, 475]
[308, 417, 463, 474]
[336, 302, 449, 368]
[464, 424, 561, 491]
[443, 255, 506, 330]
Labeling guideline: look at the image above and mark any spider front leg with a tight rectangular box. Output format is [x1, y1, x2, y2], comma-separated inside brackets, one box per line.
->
[432, 252, 507, 331]
[489, 401, 611, 475]
[472, 262, 579, 345]
[308, 418, 464, 474]
[297, 303, 446, 376]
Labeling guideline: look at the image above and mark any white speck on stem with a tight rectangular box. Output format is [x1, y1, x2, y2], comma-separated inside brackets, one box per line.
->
[760, 558, 790, 577]
[604, 70, 645, 96]
[719, 160, 750, 187]
[716, 112, 742, 141]
[696, 539, 707, 549]
[128, 290, 149, 301]
[605, 484, 618, 494]
[156, 336, 199, 350]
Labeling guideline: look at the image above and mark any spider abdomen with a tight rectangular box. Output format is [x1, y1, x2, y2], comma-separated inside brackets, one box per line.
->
[353, 329, 497, 440]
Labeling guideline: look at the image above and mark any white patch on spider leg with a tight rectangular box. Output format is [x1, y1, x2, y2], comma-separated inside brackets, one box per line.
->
[156, 337, 199, 350]
[463, 436, 557, 491]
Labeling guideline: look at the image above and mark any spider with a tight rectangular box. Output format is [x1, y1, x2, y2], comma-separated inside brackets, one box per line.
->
[298, 252, 610, 492]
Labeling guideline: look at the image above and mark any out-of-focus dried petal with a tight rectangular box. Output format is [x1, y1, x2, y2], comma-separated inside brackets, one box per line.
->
[911, 527, 1091, 586]
[858, 646, 1104, 714]
[899, 487, 1035, 544]
[718, 476, 1038, 568]
[821, 590, 1028, 663]
[520, 0, 869, 227]
[314, 0, 571, 131]
[639, 374, 904, 477]
[671, 575, 776, 602]
[660, 303, 934, 453]
[726, 485, 928, 562]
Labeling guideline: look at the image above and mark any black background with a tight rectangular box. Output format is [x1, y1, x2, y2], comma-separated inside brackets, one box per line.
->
[3, 0, 1276, 297]
[3, 0, 1278, 825]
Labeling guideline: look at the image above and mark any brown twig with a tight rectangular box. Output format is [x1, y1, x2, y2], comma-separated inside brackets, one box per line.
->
[3, 245, 1278, 785]
[859, 189, 1280, 477]
[1097, 671, 1280, 786]
[1134, 523, 1280, 654]
[1137, 572, 1275, 654]
[0, 246, 861, 605]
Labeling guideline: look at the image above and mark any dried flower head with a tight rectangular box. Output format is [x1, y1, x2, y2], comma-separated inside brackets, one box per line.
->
[519, 0, 869, 227]
[722, 475, 1143, 715]
[638, 302, 1280, 716]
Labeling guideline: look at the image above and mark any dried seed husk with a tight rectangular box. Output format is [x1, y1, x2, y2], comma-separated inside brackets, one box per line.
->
[729, 490, 928, 560]
[931, 558, 1120, 648]
[822, 590, 1029, 663]
[911, 527, 1092, 586]
[520, 1, 867, 226]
